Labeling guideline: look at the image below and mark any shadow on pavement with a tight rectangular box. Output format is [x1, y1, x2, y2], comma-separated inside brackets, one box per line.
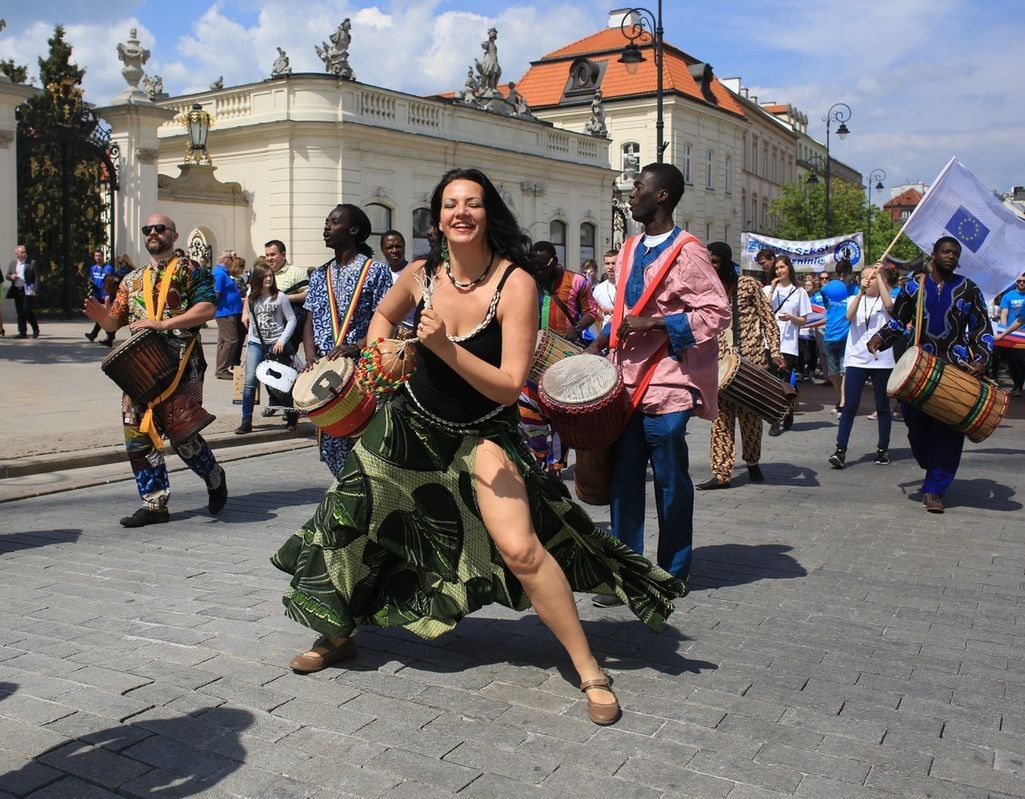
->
[169, 487, 325, 525]
[0, 682, 17, 700]
[787, 420, 835, 433]
[352, 615, 715, 681]
[758, 462, 820, 487]
[0, 529, 81, 553]
[0, 705, 253, 798]
[897, 478, 1021, 512]
[0, 337, 115, 364]
[690, 543, 807, 590]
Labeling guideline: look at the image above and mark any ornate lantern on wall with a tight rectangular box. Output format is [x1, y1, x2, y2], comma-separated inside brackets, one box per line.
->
[179, 103, 214, 165]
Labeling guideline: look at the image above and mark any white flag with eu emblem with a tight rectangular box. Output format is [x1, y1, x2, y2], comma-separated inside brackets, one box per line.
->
[902, 156, 1025, 302]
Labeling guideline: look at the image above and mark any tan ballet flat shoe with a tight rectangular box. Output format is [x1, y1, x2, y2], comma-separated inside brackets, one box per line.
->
[289, 636, 356, 673]
[581, 671, 621, 725]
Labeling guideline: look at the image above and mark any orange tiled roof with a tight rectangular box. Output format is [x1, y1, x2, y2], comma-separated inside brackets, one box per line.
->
[883, 188, 924, 208]
[761, 103, 789, 113]
[515, 28, 744, 118]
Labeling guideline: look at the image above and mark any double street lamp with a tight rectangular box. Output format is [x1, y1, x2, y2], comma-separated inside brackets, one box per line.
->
[822, 102, 851, 236]
[865, 168, 886, 262]
[617, 2, 666, 163]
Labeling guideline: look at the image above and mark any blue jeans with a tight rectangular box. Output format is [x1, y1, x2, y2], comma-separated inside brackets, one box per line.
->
[837, 366, 892, 450]
[609, 409, 694, 580]
[241, 341, 297, 425]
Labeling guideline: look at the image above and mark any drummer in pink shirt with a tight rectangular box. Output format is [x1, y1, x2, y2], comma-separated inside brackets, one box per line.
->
[588, 163, 730, 605]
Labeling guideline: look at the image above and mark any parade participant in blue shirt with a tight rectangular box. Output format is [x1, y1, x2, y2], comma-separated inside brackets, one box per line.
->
[998, 274, 1025, 395]
[86, 248, 116, 346]
[820, 257, 858, 412]
[212, 251, 245, 379]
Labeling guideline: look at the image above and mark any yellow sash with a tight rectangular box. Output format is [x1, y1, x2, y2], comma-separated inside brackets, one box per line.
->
[138, 258, 197, 450]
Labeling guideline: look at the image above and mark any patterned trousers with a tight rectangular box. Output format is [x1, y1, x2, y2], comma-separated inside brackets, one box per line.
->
[709, 399, 763, 482]
[123, 377, 220, 510]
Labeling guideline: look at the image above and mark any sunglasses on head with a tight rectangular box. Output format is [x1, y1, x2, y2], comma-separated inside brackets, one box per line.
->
[141, 224, 172, 235]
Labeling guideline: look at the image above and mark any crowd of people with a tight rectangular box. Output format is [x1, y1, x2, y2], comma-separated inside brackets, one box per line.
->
[56, 157, 1017, 727]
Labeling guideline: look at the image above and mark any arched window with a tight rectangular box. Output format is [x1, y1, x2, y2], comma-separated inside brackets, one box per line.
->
[366, 203, 392, 237]
[579, 222, 596, 265]
[549, 220, 567, 265]
[621, 142, 640, 177]
[411, 207, 432, 257]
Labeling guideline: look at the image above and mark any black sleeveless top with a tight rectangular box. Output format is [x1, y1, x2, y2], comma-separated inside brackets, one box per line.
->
[405, 265, 520, 425]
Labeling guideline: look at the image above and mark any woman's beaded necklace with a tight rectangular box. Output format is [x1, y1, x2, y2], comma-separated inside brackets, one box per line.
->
[445, 251, 495, 289]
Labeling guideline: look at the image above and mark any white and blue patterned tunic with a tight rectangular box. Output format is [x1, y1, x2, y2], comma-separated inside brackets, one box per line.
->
[304, 254, 392, 356]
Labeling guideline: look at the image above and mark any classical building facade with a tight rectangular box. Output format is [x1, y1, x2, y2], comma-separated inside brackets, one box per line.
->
[720, 80, 798, 236]
[145, 76, 614, 270]
[515, 12, 748, 251]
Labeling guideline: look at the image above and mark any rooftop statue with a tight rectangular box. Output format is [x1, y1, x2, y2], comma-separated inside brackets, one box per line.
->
[271, 47, 292, 77]
[583, 90, 608, 137]
[474, 27, 501, 97]
[116, 29, 151, 94]
[316, 19, 355, 80]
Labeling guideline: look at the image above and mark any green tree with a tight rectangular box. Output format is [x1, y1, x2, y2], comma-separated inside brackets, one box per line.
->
[769, 180, 919, 263]
[16, 25, 110, 315]
[0, 59, 28, 83]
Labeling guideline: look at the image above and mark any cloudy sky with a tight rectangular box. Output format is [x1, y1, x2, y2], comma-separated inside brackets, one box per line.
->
[2, 0, 1021, 196]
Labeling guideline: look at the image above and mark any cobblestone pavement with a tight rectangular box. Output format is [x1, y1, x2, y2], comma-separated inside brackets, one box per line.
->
[1, 392, 1024, 799]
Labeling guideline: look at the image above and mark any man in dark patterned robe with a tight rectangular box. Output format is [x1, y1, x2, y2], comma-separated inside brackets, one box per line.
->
[868, 237, 994, 513]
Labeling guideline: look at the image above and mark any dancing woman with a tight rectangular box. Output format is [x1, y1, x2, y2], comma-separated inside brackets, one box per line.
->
[763, 254, 810, 435]
[272, 168, 684, 725]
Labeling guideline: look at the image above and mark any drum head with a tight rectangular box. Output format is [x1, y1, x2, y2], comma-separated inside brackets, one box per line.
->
[293, 357, 354, 411]
[101, 329, 151, 369]
[539, 354, 619, 406]
[256, 360, 299, 393]
[717, 351, 739, 388]
[887, 345, 920, 395]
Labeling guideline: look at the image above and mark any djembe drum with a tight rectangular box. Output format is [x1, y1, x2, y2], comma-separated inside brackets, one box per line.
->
[293, 357, 376, 438]
[717, 352, 793, 424]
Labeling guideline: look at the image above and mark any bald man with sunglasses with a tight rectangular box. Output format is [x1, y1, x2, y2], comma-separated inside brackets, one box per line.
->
[84, 213, 228, 527]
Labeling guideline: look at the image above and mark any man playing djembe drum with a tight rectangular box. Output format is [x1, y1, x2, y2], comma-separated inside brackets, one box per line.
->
[83, 213, 228, 527]
[867, 236, 994, 514]
[589, 163, 730, 605]
[698, 241, 784, 490]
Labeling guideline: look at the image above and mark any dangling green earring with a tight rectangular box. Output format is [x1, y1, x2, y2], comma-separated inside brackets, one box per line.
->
[440, 233, 450, 264]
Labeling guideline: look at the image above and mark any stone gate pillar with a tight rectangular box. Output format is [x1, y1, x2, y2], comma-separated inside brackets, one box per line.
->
[95, 101, 175, 262]
[0, 79, 36, 320]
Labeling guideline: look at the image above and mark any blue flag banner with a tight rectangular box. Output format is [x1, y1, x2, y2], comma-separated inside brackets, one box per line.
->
[903, 157, 1025, 303]
[945, 206, 990, 252]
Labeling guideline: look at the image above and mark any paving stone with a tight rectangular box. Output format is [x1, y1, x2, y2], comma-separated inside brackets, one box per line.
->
[284, 755, 402, 796]
[443, 739, 557, 784]
[0, 715, 70, 759]
[43, 711, 153, 753]
[36, 740, 152, 789]
[0, 750, 63, 796]
[687, 749, 803, 794]
[458, 772, 547, 799]
[21, 776, 121, 799]
[755, 741, 871, 784]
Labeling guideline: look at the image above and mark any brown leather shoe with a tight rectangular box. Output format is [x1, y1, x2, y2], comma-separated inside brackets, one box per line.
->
[923, 493, 945, 514]
[289, 636, 356, 673]
[581, 671, 621, 725]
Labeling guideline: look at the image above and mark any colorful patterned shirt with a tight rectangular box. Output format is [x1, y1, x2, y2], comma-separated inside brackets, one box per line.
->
[876, 272, 994, 368]
[304, 254, 392, 357]
[541, 270, 601, 337]
[110, 257, 216, 338]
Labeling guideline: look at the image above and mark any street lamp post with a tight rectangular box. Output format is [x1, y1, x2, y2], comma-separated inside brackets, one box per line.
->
[617, 2, 666, 163]
[822, 102, 851, 236]
[866, 168, 886, 263]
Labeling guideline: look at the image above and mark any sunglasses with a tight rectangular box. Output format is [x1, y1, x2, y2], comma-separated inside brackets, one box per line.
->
[141, 224, 173, 236]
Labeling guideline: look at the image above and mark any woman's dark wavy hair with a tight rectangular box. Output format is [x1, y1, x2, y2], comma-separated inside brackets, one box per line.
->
[423, 168, 531, 275]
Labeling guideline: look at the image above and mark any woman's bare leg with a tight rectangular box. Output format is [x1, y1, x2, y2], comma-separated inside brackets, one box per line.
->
[475, 439, 614, 705]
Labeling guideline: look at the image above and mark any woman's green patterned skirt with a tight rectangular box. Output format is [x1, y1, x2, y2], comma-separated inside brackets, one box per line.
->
[272, 393, 686, 640]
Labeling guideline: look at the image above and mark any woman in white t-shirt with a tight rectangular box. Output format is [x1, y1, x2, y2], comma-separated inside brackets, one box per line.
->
[829, 265, 895, 469]
[763, 255, 810, 435]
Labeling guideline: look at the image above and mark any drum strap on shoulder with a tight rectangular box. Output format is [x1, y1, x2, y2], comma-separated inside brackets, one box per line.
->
[327, 256, 375, 347]
[609, 232, 697, 416]
[139, 257, 195, 450]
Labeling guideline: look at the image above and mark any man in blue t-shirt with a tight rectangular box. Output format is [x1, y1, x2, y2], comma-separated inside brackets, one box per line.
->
[85, 248, 116, 346]
[212, 250, 244, 379]
[819, 258, 857, 412]
[998, 273, 1025, 395]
